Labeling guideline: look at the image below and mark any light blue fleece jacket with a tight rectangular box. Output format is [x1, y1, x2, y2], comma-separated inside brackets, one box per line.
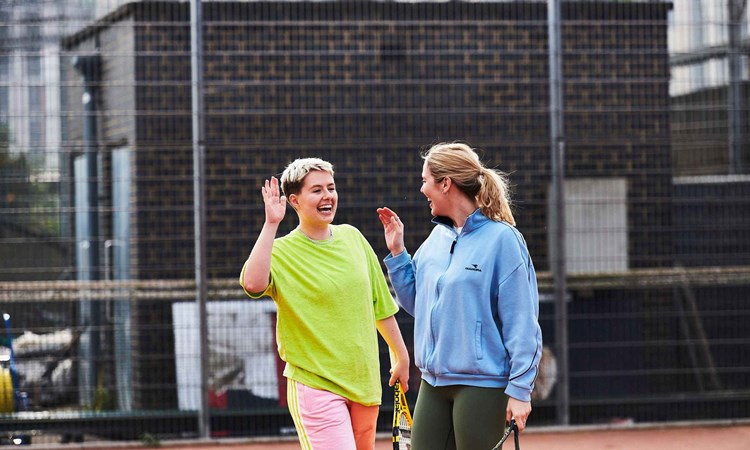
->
[384, 209, 543, 402]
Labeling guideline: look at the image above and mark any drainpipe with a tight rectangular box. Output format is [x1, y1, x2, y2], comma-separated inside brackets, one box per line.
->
[728, 0, 747, 174]
[72, 54, 101, 408]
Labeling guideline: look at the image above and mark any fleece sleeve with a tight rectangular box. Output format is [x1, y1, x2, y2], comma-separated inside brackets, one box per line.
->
[497, 261, 543, 402]
[383, 251, 417, 317]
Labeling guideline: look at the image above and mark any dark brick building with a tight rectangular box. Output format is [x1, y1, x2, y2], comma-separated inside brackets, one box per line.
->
[61, 0, 676, 420]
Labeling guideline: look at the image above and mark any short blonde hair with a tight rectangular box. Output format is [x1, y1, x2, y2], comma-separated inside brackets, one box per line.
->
[423, 142, 515, 225]
[280, 158, 335, 196]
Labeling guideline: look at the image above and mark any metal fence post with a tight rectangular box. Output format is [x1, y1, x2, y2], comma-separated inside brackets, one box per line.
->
[190, 0, 210, 439]
[547, 0, 569, 426]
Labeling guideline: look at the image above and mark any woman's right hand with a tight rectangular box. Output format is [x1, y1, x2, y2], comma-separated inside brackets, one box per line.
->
[262, 177, 287, 224]
[377, 207, 405, 256]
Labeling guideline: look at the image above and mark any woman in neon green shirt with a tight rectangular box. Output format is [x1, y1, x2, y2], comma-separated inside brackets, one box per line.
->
[240, 158, 410, 450]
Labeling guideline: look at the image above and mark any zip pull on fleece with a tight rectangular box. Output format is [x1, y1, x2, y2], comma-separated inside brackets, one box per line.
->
[450, 238, 457, 254]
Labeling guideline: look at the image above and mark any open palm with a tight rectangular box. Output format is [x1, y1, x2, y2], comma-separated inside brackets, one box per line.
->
[262, 176, 287, 224]
[377, 207, 405, 255]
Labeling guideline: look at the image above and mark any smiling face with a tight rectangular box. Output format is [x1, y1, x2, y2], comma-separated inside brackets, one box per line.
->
[420, 161, 446, 217]
[289, 169, 338, 227]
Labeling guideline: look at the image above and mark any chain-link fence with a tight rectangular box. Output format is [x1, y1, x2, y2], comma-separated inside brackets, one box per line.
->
[1, 0, 749, 446]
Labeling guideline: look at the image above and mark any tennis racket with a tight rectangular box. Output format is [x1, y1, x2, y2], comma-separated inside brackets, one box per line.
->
[491, 419, 520, 450]
[392, 379, 412, 450]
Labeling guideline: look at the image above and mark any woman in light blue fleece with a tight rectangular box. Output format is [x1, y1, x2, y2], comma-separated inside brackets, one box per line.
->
[377, 142, 543, 450]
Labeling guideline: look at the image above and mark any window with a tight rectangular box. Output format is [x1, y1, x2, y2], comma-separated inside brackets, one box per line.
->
[27, 55, 42, 78]
[28, 86, 44, 154]
[0, 87, 7, 124]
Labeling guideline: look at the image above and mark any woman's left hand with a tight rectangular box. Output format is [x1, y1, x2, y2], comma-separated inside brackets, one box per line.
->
[506, 397, 532, 432]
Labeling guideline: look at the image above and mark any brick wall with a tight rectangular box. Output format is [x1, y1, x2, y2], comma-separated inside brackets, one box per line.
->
[138, 2, 671, 279]
[671, 82, 750, 176]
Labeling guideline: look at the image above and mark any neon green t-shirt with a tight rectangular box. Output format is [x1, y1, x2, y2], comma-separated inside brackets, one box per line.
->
[240, 224, 398, 406]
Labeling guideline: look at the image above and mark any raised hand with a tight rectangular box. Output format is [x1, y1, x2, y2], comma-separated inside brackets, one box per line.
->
[377, 207, 405, 256]
[262, 177, 287, 224]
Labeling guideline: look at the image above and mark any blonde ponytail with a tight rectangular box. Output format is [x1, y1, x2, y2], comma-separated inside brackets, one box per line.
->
[477, 167, 515, 226]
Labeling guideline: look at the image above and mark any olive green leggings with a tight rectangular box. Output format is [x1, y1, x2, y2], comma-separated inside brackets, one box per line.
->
[411, 380, 509, 450]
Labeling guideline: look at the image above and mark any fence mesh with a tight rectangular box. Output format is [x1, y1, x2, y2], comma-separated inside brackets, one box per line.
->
[1, 0, 749, 445]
